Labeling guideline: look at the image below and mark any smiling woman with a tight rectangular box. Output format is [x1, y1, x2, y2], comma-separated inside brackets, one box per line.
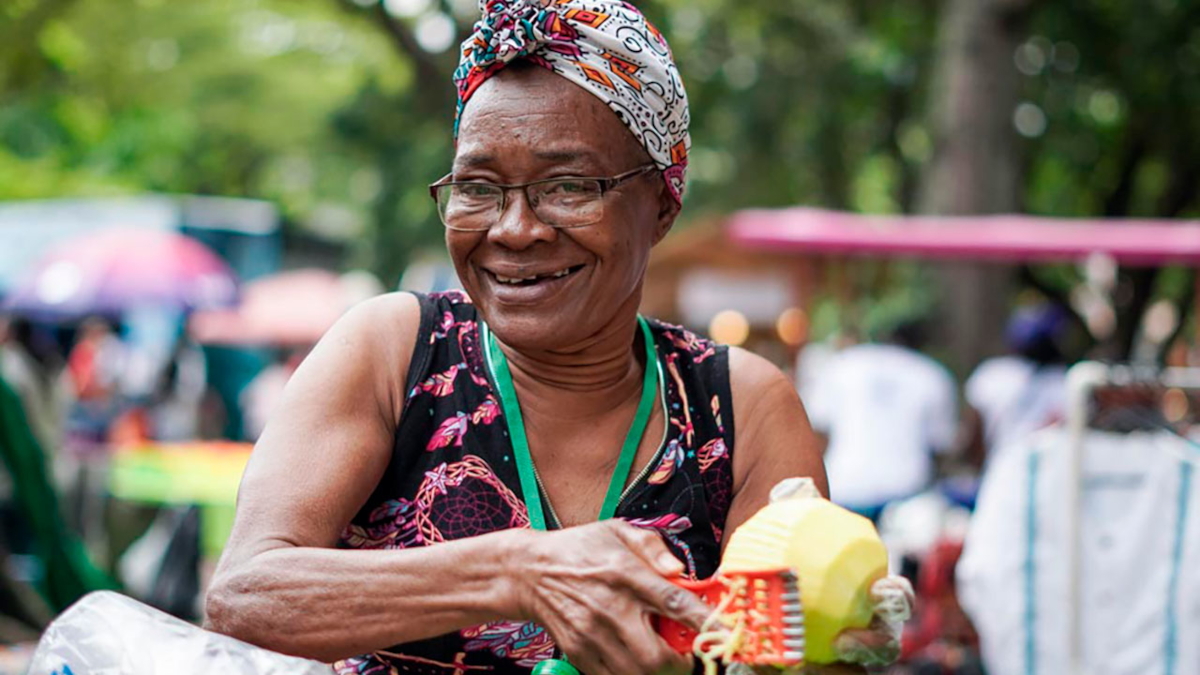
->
[202, 2, 843, 675]
[446, 61, 674, 351]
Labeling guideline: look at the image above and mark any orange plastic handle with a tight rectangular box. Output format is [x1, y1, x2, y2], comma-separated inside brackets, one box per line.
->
[653, 568, 805, 668]
[653, 577, 726, 654]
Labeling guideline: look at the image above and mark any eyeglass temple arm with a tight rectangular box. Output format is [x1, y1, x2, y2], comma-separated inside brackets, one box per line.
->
[600, 164, 659, 193]
[429, 173, 453, 201]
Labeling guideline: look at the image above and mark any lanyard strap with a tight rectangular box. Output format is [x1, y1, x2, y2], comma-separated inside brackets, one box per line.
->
[481, 317, 659, 530]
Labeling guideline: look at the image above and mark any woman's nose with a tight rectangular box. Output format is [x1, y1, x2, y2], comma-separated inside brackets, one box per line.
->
[487, 189, 557, 250]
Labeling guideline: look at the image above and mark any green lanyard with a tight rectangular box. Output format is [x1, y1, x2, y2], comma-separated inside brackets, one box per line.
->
[481, 316, 659, 531]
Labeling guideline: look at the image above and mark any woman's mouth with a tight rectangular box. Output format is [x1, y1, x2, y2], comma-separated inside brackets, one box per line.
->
[490, 265, 584, 286]
[483, 264, 586, 304]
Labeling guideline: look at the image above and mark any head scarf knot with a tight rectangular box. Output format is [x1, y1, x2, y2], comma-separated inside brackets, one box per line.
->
[453, 0, 691, 203]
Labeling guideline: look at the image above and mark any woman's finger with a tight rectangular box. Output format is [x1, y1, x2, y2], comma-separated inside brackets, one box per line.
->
[625, 570, 712, 632]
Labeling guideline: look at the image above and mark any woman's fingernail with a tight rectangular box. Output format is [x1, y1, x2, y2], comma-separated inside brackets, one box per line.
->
[659, 553, 682, 571]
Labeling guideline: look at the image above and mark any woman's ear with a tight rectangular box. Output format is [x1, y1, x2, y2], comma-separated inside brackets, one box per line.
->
[652, 183, 682, 245]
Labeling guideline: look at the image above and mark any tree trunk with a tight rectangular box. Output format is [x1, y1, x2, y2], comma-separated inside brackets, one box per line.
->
[918, 0, 1032, 372]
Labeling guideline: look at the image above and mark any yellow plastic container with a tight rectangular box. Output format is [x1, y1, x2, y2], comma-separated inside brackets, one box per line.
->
[719, 495, 888, 664]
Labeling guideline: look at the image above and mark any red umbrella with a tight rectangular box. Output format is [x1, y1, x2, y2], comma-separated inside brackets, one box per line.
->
[189, 268, 381, 345]
[3, 228, 238, 319]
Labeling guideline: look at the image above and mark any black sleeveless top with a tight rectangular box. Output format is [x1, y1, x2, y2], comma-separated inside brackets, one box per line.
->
[334, 291, 735, 675]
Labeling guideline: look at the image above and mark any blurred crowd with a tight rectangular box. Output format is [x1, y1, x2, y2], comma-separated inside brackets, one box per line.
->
[0, 312, 302, 644]
[800, 303, 1072, 519]
[794, 304, 1073, 675]
[0, 316, 297, 452]
[796, 300, 1199, 675]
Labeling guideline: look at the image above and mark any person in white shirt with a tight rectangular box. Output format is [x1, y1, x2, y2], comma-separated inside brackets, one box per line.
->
[800, 322, 958, 519]
[963, 304, 1070, 470]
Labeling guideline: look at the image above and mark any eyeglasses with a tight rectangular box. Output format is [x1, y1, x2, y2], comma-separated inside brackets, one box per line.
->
[428, 164, 658, 232]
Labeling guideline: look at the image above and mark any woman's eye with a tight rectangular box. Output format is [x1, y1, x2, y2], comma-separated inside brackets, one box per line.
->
[545, 181, 594, 196]
[458, 184, 497, 198]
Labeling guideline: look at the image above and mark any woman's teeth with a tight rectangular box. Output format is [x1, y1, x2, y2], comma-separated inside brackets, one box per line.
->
[494, 268, 575, 285]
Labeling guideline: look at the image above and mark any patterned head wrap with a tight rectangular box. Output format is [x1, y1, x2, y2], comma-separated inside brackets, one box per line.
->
[453, 0, 691, 203]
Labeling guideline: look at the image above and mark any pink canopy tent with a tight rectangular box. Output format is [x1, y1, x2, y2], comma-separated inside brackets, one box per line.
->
[727, 208, 1200, 265]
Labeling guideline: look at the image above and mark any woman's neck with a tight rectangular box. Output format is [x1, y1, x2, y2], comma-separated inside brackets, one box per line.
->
[495, 311, 647, 420]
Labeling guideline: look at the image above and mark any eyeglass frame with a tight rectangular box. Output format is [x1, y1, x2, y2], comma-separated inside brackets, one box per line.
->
[428, 163, 659, 231]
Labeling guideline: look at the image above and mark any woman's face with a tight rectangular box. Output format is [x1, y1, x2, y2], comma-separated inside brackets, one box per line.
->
[449, 64, 679, 351]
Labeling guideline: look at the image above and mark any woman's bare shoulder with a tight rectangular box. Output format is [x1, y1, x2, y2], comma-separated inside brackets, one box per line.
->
[727, 346, 793, 400]
[725, 345, 828, 499]
[293, 291, 423, 423]
[322, 292, 421, 357]
[336, 291, 421, 340]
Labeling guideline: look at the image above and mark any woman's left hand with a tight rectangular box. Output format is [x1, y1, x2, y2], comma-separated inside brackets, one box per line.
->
[825, 615, 902, 668]
[830, 574, 914, 667]
[742, 573, 915, 675]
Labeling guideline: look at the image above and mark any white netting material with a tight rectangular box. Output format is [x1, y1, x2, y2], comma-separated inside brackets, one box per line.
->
[768, 477, 822, 503]
[871, 575, 915, 625]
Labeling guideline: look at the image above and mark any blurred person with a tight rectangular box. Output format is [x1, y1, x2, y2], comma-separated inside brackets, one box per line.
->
[147, 338, 210, 442]
[0, 317, 64, 623]
[960, 303, 1068, 470]
[109, 337, 212, 444]
[0, 367, 117, 637]
[793, 330, 854, 409]
[239, 350, 304, 442]
[66, 318, 125, 402]
[894, 540, 983, 675]
[800, 321, 958, 520]
[0, 318, 72, 553]
[205, 2, 906, 674]
[64, 317, 126, 444]
[0, 318, 69, 454]
[0, 322, 118, 639]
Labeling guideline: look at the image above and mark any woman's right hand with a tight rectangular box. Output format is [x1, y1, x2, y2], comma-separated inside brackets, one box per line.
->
[509, 520, 713, 675]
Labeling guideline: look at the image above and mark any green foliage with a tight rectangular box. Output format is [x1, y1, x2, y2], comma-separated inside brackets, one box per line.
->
[0, 0, 400, 265]
[1020, 0, 1200, 218]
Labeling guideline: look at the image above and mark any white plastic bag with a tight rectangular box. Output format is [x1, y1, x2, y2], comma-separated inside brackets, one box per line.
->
[29, 591, 331, 675]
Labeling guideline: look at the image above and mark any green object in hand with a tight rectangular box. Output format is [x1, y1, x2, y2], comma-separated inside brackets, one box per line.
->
[531, 658, 582, 675]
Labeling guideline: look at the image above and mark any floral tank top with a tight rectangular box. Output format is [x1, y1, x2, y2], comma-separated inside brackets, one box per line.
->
[334, 291, 735, 675]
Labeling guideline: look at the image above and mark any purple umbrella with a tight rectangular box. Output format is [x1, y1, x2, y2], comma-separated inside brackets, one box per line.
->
[4, 228, 239, 319]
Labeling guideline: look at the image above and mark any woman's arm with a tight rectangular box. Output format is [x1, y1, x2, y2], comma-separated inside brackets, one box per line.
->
[205, 293, 524, 660]
[725, 347, 828, 545]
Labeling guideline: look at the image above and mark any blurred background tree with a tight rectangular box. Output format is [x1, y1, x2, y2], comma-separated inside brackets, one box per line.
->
[2, 0, 1197, 361]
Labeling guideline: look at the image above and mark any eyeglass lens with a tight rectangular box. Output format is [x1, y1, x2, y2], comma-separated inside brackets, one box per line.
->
[437, 179, 606, 230]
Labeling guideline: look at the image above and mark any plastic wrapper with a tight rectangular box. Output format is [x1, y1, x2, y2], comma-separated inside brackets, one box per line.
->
[28, 591, 332, 675]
